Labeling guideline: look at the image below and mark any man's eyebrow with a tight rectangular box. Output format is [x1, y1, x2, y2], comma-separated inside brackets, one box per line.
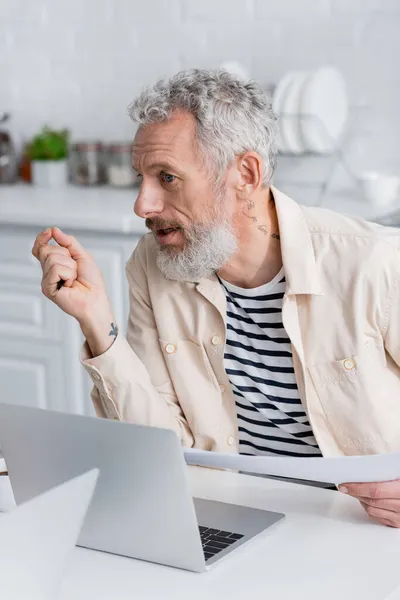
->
[132, 160, 181, 174]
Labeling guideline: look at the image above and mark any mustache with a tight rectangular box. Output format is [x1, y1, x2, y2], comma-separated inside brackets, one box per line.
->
[145, 217, 184, 231]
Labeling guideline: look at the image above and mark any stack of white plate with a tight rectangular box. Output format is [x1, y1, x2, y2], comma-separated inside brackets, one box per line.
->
[273, 67, 349, 155]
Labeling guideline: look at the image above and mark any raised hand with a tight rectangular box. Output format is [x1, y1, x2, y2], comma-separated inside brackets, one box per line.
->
[33, 227, 116, 356]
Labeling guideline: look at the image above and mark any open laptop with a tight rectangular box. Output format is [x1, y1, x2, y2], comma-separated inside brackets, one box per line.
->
[0, 403, 284, 572]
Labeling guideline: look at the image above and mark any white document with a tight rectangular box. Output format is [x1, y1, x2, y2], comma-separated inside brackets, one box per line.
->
[0, 469, 99, 600]
[184, 448, 400, 484]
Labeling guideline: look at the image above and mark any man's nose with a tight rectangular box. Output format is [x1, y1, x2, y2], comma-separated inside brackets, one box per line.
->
[134, 188, 164, 219]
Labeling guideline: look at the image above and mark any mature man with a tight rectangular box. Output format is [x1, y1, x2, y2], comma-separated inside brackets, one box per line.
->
[33, 69, 400, 527]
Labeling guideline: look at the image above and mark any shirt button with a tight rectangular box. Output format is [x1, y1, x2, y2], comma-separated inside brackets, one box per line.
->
[92, 372, 101, 381]
[227, 436, 235, 446]
[165, 343, 176, 354]
[211, 335, 221, 346]
[219, 384, 225, 393]
[343, 358, 355, 371]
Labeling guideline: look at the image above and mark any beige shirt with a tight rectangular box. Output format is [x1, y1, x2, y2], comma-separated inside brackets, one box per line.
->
[82, 187, 400, 457]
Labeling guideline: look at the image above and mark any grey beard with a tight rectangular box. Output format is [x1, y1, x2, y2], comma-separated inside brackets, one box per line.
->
[155, 221, 237, 282]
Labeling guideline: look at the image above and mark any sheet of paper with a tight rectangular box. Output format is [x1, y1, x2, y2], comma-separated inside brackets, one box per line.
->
[184, 448, 400, 484]
[0, 468, 99, 600]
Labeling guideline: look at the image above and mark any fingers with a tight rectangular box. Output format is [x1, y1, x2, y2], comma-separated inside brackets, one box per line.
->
[339, 479, 400, 500]
[38, 244, 71, 267]
[340, 480, 400, 528]
[32, 228, 53, 260]
[51, 227, 87, 259]
[42, 264, 77, 298]
[359, 497, 400, 513]
[33, 228, 88, 266]
[42, 255, 77, 282]
[360, 501, 400, 528]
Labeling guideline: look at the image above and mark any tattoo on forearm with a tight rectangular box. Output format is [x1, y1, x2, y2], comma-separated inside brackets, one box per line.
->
[109, 322, 119, 338]
[271, 233, 280, 240]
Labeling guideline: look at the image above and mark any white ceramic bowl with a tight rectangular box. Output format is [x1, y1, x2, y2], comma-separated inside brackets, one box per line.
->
[358, 171, 400, 207]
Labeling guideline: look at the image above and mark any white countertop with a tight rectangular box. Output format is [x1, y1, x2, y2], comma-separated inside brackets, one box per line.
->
[58, 466, 400, 600]
[0, 185, 147, 234]
[0, 184, 398, 234]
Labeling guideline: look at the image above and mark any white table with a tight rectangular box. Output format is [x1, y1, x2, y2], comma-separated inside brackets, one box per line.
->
[59, 466, 400, 600]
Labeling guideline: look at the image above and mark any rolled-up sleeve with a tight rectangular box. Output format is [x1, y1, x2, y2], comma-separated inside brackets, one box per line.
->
[80, 237, 194, 446]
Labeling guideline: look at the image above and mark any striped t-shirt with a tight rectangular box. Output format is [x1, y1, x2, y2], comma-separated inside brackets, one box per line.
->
[220, 269, 321, 458]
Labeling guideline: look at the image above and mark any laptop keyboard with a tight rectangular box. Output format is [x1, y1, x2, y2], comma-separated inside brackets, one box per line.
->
[199, 526, 244, 561]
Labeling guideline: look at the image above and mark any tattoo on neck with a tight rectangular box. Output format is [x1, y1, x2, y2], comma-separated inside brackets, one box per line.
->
[242, 200, 267, 231]
[242, 200, 256, 222]
[242, 196, 281, 240]
[109, 322, 119, 338]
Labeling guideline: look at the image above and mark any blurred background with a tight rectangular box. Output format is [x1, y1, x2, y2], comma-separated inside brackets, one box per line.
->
[1, 0, 400, 414]
[2, 0, 400, 202]
[1, 0, 400, 166]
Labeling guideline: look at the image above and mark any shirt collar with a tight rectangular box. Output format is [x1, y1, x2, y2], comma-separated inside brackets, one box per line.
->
[271, 186, 323, 296]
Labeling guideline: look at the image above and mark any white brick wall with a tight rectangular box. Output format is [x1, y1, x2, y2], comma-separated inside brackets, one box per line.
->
[1, 0, 399, 173]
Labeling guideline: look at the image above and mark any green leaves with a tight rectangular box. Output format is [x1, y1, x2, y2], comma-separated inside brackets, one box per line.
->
[27, 127, 69, 161]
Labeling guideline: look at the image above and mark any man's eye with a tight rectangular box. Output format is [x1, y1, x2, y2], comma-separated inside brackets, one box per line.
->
[161, 172, 176, 184]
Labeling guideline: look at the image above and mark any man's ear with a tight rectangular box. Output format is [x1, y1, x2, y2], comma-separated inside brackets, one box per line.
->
[235, 152, 263, 195]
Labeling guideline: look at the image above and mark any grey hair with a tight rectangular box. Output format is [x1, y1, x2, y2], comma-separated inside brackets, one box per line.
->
[128, 68, 278, 186]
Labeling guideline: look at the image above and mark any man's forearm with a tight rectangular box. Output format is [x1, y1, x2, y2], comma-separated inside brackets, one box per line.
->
[79, 310, 119, 358]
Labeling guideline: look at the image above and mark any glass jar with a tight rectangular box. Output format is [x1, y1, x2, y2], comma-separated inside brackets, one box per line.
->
[0, 113, 18, 184]
[107, 142, 135, 188]
[18, 146, 32, 183]
[70, 142, 106, 185]
[0, 132, 17, 183]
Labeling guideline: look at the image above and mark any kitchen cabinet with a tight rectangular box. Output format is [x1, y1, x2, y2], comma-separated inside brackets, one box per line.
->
[0, 186, 146, 415]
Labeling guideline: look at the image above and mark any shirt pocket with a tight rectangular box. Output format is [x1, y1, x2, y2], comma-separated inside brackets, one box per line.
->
[307, 340, 400, 454]
[159, 339, 221, 434]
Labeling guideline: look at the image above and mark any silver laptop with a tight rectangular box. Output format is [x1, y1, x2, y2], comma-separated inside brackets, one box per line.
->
[0, 403, 284, 572]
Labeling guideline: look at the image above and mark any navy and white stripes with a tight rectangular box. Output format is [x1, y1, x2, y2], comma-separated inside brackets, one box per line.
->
[220, 270, 321, 458]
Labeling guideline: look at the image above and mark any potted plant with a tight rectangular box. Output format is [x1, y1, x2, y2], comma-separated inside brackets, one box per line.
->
[26, 127, 69, 187]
